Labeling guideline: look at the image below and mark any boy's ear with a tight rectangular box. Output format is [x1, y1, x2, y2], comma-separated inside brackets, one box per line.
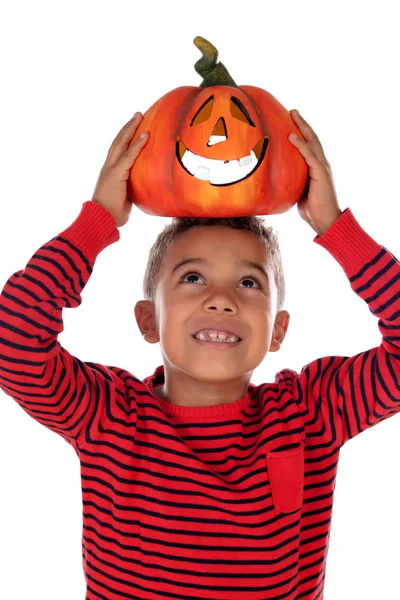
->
[269, 310, 290, 353]
[134, 300, 159, 343]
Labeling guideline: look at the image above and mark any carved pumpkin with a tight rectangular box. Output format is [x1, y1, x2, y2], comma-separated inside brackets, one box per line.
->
[128, 36, 308, 217]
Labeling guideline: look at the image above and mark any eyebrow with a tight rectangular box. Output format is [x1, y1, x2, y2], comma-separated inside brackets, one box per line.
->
[171, 257, 269, 282]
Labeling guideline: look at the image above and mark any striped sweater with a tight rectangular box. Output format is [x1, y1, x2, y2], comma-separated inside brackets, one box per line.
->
[0, 200, 399, 600]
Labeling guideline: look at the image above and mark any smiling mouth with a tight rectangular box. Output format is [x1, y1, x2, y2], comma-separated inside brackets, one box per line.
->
[176, 136, 269, 187]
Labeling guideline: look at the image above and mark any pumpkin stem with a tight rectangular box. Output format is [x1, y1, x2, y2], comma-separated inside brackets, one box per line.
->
[193, 36, 237, 88]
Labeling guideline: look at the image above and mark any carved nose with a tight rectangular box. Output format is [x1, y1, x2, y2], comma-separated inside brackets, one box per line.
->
[207, 117, 227, 146]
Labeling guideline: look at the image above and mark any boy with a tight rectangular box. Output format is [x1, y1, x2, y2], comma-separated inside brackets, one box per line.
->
[0, 108, 399, 600]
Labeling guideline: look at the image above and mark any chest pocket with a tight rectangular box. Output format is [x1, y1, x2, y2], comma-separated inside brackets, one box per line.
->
[266, 440, 305, 513]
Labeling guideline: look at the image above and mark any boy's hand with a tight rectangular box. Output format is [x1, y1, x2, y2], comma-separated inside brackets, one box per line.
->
[288, 110, 342, 236]
[91, 112, 148, 228]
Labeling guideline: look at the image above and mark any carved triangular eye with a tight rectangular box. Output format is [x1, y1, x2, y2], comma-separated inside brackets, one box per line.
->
[231, 97, 255, 126]
[191, 96, 213, 126]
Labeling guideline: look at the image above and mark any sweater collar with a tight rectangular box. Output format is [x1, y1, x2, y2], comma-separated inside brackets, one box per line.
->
[143, 364, 255, 418]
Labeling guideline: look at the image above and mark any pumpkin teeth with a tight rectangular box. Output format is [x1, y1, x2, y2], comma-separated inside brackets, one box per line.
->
[180, 146, 257, 185]
[195, 166, 210, 181]
[177, 136, 269, 186]
[239, 155, 252, 167]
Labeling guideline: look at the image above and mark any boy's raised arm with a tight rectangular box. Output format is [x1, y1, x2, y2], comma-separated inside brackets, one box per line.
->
[0, 112, 149, 453]
[284, 111, 400, 447]
[285, 110, 400, 446]
[291, 207, 400, 446]
[0, 202, 123, 452]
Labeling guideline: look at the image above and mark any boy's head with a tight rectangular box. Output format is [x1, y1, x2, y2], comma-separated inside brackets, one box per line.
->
[135, 216, 290, 385]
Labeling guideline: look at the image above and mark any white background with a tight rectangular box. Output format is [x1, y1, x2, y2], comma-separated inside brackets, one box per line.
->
[0, 1, 399, 598]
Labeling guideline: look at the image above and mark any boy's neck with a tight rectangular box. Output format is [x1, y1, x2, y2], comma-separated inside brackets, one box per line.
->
[153, 376, 251, 408]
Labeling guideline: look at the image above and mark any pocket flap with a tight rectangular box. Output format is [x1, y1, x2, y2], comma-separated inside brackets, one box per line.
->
[266, 440, 305, 513]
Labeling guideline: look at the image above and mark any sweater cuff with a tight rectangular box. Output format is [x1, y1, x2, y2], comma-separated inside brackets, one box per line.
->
[58, 201, 120, 260]
[313, 208, 383, 277]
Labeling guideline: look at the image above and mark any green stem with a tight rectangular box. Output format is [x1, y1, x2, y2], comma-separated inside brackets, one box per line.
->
[193, 36, 237, 88]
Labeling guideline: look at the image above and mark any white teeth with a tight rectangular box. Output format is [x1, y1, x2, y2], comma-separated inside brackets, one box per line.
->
[181, 146, 259, 185]
[239, 155, 252, 167]
[195, 330, 240, 343]
[194, 166, 210, 180]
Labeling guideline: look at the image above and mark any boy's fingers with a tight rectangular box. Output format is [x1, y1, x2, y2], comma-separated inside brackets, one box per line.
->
[289, 134, 327, 172]
[290, 109, 320, 141]
[120, 132, 149, 169]
[106, 113, 143, 164]
[290, 110, 329, 165]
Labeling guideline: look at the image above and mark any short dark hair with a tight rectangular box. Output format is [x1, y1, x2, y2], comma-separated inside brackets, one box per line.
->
[143, 216, 286, 312]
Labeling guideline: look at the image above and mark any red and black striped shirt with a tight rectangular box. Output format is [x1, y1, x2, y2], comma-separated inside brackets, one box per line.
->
[1, 200, 399, 599]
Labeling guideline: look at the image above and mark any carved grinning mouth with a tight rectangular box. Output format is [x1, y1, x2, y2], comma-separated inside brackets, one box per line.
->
[176, 135, 269, 187]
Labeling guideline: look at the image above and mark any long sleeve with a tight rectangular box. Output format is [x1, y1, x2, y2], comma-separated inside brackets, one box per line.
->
[291, 207, 400, 446]
[0, 201, 127, 453]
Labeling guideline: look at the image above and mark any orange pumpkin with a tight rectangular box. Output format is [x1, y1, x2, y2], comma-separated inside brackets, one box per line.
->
[128, 36, 308, 218]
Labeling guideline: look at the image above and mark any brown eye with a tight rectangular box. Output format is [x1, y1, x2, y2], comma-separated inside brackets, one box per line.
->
[180, 272, 204, 284]
[179, 271, 262, 289]
[240, 276, 262, 289]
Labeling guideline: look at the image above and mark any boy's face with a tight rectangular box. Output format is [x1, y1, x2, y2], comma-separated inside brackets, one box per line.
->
[135, 226, 290, 389]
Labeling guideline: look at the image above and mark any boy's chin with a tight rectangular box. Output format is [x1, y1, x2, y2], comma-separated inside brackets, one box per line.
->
[182, 360, 251, 382]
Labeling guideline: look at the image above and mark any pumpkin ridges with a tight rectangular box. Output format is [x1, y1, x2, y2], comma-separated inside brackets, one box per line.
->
[127, 42, 309, 217]
[128, 83, 308, 216]
[193, 36, 238, 88]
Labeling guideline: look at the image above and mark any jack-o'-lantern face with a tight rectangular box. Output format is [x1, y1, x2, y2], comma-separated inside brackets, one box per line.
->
[127, 35, 308, 218]
[176, 93, 269, 186]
